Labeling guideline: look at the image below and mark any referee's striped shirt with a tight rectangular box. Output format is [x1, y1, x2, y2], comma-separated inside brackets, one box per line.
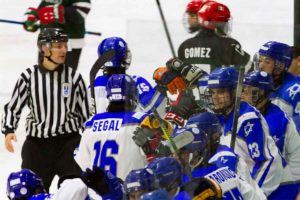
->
[1, 64, 90, 138]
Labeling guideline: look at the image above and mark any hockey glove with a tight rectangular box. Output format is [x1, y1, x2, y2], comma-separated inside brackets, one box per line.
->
[192, 177, 222, 200]
[153, 66, 187, 95]
[101, 171, 124, 200]
[165, 90, 199, 126]
[140, 113, 173, 139]
[166, 58, 206, 87]
[132, 127, 171, 162]
[81, 166, 108, 195]
[23, 7, 39, 32]
[38, 4, 65, 25]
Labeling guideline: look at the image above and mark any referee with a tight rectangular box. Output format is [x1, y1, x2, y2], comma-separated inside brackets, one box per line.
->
[1, 28, 90, 191]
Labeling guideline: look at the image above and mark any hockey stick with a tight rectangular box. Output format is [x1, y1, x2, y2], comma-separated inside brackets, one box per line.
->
[89, 49, 115, 106]
[151, 109, 193, 180]
[155, 0, 176, 57]
[230, 65, 246, 150]
[0, 19, 102, 36]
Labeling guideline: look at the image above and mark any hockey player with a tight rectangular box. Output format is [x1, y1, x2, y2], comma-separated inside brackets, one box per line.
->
[23, 0, 91, 70]
[178, 1, 251, 74]
[182, 0, 208, 34]
[172, 111, 266, 199]
[242, 70, 300, 199]
[206, 66, 283, 196]
[124, 168, 158, 200]
[288, 46, 300, 76]
[6, 169, 49, 200]
[257, 41, 300, 133]
[145, 157, 191, 199]
[93, 36, 166, 115]
[75, 74, 147, 180]
[6, 167, 123, 200]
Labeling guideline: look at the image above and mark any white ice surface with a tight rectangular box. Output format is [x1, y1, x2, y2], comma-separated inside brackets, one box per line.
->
[0, 0, 293, 198]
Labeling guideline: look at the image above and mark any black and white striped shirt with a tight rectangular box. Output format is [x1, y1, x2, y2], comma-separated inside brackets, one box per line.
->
[1, 64, 90, 138]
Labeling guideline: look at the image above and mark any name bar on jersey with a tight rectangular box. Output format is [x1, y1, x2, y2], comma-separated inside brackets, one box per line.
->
[92, 118, 123, 132]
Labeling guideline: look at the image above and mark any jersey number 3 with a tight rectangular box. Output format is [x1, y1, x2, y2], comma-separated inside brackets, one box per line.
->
[93, 140, 119, 175]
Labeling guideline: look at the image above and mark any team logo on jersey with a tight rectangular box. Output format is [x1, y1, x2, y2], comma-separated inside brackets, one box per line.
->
[62, 83, 71, 97]
[244, 122, 254, 137]
[287, 83, 300, 100]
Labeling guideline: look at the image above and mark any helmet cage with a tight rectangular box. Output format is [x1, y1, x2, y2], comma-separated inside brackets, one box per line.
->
[205, 87, 235, 115]
[242, 85, 265, 106]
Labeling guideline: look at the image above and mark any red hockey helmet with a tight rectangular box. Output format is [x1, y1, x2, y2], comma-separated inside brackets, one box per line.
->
[186, 0, 209, 13]
[197, 1, 231, 30]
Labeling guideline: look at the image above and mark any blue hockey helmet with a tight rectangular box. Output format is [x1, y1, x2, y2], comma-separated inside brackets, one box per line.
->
[243, 70, 274, 92]
[140, 189, 173, 200]
[207, 67, 238, 89]
[242, 70, 274, 107]
[7, 169, 46, 200]
[172, 126, 208, 153]
[186, 111, 222, 136]
[97, 37, 132, 69]
[106, 74, 137, 105]
[206, 67, 238, 114]
[124, 168, 157, 194]
[145, 157, 182, 192]
[174, 112, 222, 168]
[258, 41, 292, 70]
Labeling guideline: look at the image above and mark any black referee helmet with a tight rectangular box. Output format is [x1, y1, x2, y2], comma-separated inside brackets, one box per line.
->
[37, 28, 68, 52]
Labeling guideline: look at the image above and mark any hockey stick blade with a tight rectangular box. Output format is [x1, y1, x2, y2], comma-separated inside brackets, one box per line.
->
[89, 49, 115, 100]
[167, 131, 194, 153]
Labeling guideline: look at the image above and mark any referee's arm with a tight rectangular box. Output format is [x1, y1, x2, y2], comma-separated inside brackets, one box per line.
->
[74, 74, 90, 128]
[2, 75, 28, 135]
[2, 74, 28, 152]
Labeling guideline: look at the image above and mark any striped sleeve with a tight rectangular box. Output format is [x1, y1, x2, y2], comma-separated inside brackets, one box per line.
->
[1, 69, 31, 134]
[74, 73, 90, 128]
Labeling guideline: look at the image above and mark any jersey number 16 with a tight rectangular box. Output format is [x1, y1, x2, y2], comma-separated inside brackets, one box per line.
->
[93, 140, 119, 176]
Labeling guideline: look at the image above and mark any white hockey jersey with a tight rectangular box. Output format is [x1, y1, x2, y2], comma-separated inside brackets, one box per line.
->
[93, 74, 166, 116]
[191, 166, 266, 200]
[75, 111, 147, 180]
[219, 102, 283, 196]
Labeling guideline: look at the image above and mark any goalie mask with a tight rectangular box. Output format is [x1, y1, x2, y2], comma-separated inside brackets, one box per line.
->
[98, 37, 132, 70]
[7, 169, 46, 200]
[242, 70, 274, 111]
[206, 67, 238, 115]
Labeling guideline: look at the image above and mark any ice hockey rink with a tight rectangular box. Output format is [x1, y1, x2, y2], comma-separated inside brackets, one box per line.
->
[0, 0, 293, 198]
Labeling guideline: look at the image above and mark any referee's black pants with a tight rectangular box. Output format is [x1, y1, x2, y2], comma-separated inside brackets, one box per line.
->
[21, 133, 82, 192]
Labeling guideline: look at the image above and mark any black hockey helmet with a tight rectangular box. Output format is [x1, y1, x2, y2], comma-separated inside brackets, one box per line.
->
[37, 28, 68, 51]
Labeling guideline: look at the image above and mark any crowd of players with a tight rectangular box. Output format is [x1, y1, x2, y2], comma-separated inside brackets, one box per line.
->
[4, 0, 300, 199]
